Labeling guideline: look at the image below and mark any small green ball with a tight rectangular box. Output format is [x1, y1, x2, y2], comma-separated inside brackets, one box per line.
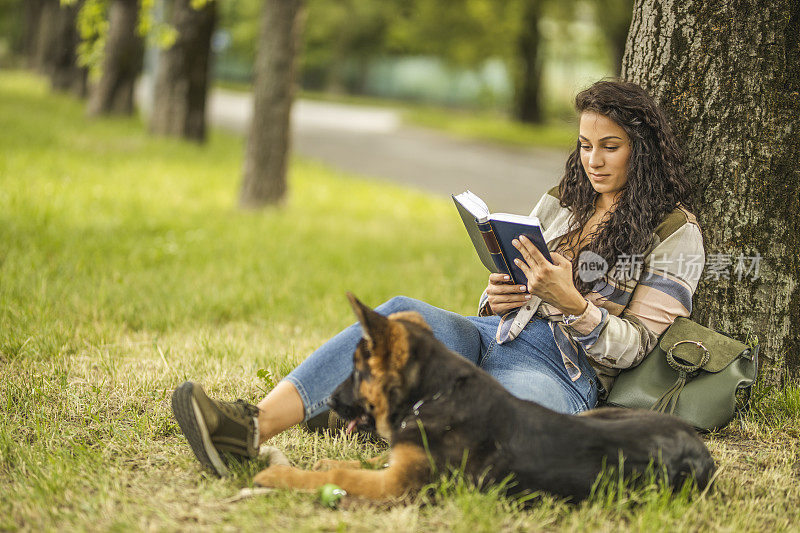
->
[318, 483, 347, 508]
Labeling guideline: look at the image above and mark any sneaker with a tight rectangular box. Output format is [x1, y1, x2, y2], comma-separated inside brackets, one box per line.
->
[171, 381, 260, 477]
[301, 409, 347, 433]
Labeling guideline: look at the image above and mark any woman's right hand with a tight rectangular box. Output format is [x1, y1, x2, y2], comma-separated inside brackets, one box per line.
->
[486, 273, 532, 315]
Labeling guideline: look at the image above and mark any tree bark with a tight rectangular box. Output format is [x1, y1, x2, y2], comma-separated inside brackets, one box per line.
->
[239, 0, 305, 208]
[622, 0, 800, 385]
[513, 0, 544, 124]
[149, 0, 217, 142]
[49, 0, 89, 97]
[32, 0, 60, 73]
[30, 0, 88, 97]
[87, 0, 144, 116]
[22, 0, 46, 66]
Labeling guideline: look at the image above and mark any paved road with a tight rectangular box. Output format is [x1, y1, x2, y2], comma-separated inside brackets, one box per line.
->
[138, 83, 570, 214]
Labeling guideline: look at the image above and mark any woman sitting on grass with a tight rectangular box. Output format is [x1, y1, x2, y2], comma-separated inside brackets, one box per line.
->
[171, 79, 706, 477]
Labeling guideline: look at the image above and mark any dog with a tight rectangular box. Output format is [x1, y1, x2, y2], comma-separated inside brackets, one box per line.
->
[252, 293, 716, 501]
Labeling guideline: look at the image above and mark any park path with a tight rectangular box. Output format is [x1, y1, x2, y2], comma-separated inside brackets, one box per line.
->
[137, 82, 569, 214]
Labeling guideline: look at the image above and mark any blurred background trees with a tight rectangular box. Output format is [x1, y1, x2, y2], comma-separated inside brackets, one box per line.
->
[0, 0, 632, 204]
[212, 0, 629, 117]
[239, 0, 304, 207]
[149, 0, 216, 141]
[86, 0, 143, 115]
[33, 0, 88, 95]
[1, 0, 634, 117]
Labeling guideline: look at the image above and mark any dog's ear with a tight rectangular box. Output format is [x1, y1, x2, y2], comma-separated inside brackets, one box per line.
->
[347, 292, 389, 353]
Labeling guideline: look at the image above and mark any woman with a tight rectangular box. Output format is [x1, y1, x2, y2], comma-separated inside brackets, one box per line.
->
[171, 79, 705, 477]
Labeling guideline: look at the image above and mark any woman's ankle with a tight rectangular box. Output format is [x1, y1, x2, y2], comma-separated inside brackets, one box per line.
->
[256, 380, 305, 443]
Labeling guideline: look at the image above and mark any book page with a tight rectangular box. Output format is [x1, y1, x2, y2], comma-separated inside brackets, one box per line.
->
[489, 212, 542, 226]
[453, 190, 490, 221]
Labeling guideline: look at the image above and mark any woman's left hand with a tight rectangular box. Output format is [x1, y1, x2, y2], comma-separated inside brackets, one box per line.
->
[512, 235, 588, 316]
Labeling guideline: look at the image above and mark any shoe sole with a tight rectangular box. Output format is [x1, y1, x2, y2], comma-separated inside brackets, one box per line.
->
[171, 382, 229, 477]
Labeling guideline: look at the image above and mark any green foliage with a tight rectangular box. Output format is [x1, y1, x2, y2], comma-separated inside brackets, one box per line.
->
[215, 0, 620, 116]
[218, 0, 523, 88]
[139, 0, 178, 50]
[256, 367, 279, 390]
[384, 0, 520, 67]
[219, 0, 531, 77]
[64, 0, 184, 79]
[73, 0, 108, 79]
[216, 0, 261, 64]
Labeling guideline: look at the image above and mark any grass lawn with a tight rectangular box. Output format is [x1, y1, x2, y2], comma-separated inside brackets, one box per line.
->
[2, 70, 799, 531]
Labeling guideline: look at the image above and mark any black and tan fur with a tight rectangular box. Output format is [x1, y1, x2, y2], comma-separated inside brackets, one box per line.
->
[253, 293, 715, 501]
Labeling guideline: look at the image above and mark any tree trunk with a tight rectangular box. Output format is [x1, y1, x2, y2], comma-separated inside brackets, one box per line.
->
[622, 0, 800, 385]
[32, 0, 60, 73]
[30, 0, 88, 97]
[87, 0, 144, 116]
[239, 0, 305, 208]
[22, 0, 46, 66]
[49, 0, 89, 97]
[149, 0, 217, 142]
[513, 0, 544, 124]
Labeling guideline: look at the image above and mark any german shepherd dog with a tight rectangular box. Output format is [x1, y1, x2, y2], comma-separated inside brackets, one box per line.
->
[253, 294, 715, 501]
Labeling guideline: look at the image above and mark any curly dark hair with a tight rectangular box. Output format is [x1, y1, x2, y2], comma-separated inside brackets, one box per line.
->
[555, 79, 694, 295]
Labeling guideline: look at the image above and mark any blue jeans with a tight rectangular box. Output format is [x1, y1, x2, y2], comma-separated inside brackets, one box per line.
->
[283, 296, 599, 419]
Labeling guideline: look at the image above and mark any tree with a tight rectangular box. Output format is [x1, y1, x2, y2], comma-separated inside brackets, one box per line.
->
[17, 0, 45, 65]
[27, 0, 88, 96]
[87, 0, 144, 115]
[31, 0, 55, 71]
[621, 0, 800, 385]
[239, 0, 305, 207]
[513, 0, 545, 123]
[149, 0, 216, 142]
[49, 0, 89, 96]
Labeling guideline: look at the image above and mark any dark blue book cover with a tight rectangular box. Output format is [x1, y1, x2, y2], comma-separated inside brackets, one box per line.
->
[489, 217, 552, 286]
[452, 191, 552, 287]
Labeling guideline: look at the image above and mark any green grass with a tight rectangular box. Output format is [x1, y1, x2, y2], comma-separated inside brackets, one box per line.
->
[401, 106, 577, 149]
[2, 70, 799, 531]
[215, 79, 577, 150]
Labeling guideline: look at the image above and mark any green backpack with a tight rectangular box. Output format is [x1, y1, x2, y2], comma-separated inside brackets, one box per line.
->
[605, 317, 759, 431]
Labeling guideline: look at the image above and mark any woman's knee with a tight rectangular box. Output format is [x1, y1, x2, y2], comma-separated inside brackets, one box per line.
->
[377, 295, 429, 315]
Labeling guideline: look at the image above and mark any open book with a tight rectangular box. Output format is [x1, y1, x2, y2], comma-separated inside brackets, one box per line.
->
[452, 190, 552, 286]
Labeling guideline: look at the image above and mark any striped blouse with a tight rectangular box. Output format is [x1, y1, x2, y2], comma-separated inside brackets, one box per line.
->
[478, 186, 706, 398]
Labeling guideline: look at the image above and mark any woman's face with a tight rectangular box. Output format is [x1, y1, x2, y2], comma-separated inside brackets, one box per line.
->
[578, 111, 631, 207]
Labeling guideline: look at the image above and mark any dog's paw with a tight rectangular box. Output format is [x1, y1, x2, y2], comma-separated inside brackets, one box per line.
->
[252, 465, 292, 488]
[312, 459, 339, 471]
